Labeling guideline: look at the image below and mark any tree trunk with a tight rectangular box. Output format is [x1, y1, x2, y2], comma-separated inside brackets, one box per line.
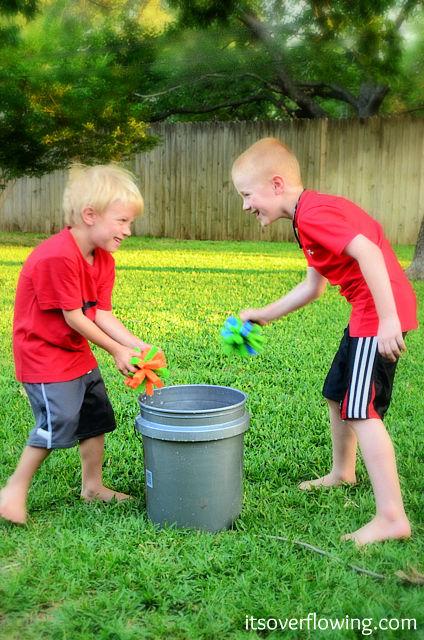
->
[357, 82, 389, 118]
[239, 11, 327, 119]
[406, 216, 424, 280]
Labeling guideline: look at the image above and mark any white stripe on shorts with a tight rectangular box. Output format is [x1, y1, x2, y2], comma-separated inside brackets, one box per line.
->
[38, 383, 53, 449]
[347, 337, 378, 419]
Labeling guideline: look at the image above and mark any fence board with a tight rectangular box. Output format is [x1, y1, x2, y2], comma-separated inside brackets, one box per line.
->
[0, 117, 423, 244]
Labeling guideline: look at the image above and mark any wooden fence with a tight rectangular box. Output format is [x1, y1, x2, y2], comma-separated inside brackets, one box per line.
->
[1, 117, 423, 244]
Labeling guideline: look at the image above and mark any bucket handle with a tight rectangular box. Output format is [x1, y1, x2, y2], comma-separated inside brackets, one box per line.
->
[133, 422, 143, 443]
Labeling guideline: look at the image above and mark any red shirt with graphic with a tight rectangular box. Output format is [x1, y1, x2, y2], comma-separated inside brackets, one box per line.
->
[294, 190, 418, 336]
[13, 228, 115, 383]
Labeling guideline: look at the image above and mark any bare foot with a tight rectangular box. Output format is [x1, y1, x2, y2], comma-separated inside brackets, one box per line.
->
[81, 486, 132, 502]
[0, 487, 27, 525]
[341, 515, 411, 546]
[299, 472, 356, 491]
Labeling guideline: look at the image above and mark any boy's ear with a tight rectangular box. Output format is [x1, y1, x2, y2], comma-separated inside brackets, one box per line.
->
[81, 205, 97, 226]
[271, 175, 285, 194]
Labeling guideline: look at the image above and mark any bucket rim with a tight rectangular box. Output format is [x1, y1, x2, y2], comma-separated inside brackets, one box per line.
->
[138, 384, 248, 415]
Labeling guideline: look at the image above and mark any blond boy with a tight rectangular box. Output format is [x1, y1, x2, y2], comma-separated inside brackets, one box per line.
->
[0, 164, 147, 524]
[232, 137, 418, 545]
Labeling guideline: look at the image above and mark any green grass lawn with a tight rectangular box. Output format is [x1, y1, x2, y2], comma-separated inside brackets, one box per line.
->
[0, 233, 423, 639]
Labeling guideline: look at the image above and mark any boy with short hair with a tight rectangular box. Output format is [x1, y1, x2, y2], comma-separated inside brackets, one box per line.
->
[0, 164, 147, 525]
[232, 137, 418, 545]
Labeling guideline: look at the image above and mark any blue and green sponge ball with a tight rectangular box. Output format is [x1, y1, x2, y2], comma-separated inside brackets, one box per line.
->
[220, 315, 265, 357]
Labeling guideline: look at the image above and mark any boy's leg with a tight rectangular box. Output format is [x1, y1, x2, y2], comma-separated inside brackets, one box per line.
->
[0, 446, 50, 524]
[299, 399, 357, 489]
[79, 434, 131, 502]
[341, 418, 410, 545]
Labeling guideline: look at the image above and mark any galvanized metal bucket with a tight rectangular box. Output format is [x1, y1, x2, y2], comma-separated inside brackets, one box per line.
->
[135, 384, 249, 532]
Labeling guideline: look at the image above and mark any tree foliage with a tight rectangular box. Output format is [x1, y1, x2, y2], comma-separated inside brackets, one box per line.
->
[146, 0, 424, 121]
[0, 0, 158, 182]
[1, 0, 423, 181]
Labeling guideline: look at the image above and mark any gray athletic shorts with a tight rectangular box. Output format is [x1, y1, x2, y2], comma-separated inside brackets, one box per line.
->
[24, 368, 116, 449]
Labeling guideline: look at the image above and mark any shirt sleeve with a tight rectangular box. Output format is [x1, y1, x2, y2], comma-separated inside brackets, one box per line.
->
[300, 206, 359, 256]
[96, 253, 115, 311]
[33, 257, 83, 311]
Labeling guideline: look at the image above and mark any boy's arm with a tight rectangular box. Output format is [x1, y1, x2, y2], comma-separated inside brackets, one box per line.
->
[344, 234, 405, 362]
[240, 267, 327, 325]
[62, 309, 139, 375]
[95, 309, 148, 350]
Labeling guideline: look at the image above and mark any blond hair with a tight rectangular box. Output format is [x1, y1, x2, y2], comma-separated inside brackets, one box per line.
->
[63, 163, 144, 226]
[232, 137, 302, 186]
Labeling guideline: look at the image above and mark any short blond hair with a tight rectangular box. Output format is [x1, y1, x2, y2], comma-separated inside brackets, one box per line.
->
[232, 137, 302, 186]
[63, 163, 144, 225]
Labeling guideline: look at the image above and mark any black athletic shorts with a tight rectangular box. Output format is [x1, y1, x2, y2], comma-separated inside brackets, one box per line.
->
[322, 327, 401, 420]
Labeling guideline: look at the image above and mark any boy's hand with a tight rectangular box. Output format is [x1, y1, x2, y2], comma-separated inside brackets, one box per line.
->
[239, 308, 270, 326]
[133, 340, 153, 352]
[377, 316, 406, 362]
[112, 346, 141, 375]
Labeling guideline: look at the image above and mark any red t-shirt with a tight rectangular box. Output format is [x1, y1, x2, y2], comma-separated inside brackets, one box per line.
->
[13, 228, 115, 383]
[295, 190, 418, 336]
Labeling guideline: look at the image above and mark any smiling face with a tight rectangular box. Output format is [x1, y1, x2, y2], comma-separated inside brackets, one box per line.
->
[232, 137, 303, 226]
[89, 200, 139, 253]
[232, 172, 285, 227]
